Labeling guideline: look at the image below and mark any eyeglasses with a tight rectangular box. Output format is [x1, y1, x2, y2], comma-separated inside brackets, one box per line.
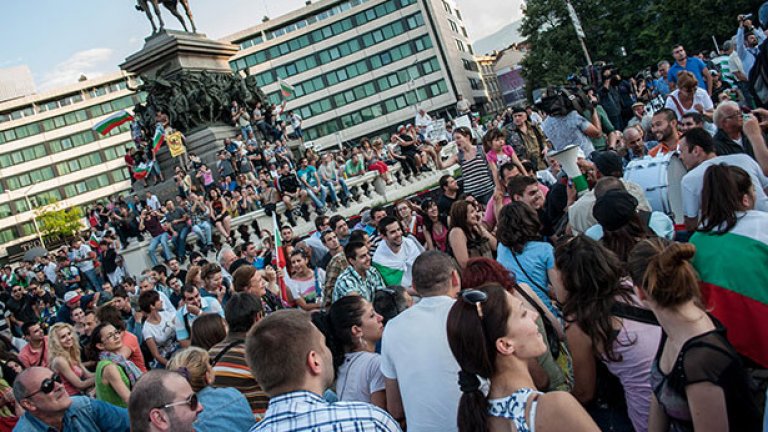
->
[25, 374, 61, 398]
[159, 393, 199, 411]
[460, 289, 488, 318]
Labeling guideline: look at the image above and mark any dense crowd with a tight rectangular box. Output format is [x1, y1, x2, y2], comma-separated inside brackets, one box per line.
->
[1, 15, 768, 432]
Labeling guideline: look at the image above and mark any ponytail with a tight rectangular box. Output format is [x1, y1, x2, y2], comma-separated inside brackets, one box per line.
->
[310, 296, 367, 374]
[628, 238, 701, 308]
[700, 164, 753, 233]
[457, 370, 488, 432]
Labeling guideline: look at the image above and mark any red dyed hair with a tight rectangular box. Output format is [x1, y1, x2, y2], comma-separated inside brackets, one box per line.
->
[461, 257, 518, 294]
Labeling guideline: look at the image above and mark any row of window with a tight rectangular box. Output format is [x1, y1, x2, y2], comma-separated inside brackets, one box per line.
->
[0, 121, 130, 168]
[233, 0, 415, 69]
[0, 81, 130, 124]
[245, 11, 425, 90]
[441, 1, 463, 19]
[462, 58, 479, 72]
[238, 0, 373, 49]
[0, 93, 144, 145]
[2, 137, 129, 192]
[303, 79, 449, 141]
[263, 34, 436, 105]
[289, 56, 441, 122]
[0, 167, 130, 237]
[469, 77, 484, 91]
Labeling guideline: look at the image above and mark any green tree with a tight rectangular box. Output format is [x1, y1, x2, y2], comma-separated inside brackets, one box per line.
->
[35, 202, 83, 244]
[520, 0, 762, 98]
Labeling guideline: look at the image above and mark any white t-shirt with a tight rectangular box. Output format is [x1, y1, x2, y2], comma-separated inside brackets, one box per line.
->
[146, 194, 162, 211]
[664, 88, 713, 121]
[284, 269, 326, 304]
[336, 351, 386, 404]
[380, 295, 460, 432]
[681, 154, 768, 218]
[142, 314, 178, 360]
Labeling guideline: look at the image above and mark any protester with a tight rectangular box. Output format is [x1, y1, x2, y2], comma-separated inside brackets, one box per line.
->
[439, 127, 497, 205]
[245, 309, 400, 431]
[90, 323, 142, 408]
[447, 284, 598, 432]
[372, 216, 424, 288]
[332, 241, 386, 303]
[167, 347, 255, 431]
[283, 249, 325, 310]
[139, 290, 178, 369]
[447, 200, 496, 269]
[47, 323, 94, 396]
[189, 313, 227, 351]
[127, 369, 203, 432]
[421, 199, 448, 252]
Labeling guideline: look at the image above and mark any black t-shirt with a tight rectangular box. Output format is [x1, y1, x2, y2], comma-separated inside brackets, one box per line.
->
[278, 173, 300, 194]
[437, 193, 458, 217]
[6, 295, 35, 323]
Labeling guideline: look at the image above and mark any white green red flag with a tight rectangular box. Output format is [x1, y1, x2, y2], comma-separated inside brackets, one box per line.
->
[690, 210, 768, 367]
[132, 161, 153, 180]
[93, 110, 133, 136]
[278, 78, 294, 98]
[271, 212, 290, 306]
[151, 127, 165, 154]
[89, 231, 100, 249]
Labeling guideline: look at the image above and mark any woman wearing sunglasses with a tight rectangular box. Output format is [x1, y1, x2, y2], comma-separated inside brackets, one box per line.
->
[90, 322, 143, 408]
[312, 296, 386, 408]
[48, 323, 95, 396]
[167, 347, 255, 431]
[447, 285, 598, 432]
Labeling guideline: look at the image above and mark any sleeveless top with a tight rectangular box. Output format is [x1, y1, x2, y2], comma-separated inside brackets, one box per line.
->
[95, 360, 131, 408]
[61, 361, 85, 396]
[430, 223, 448, 252]
[488, 387, 542, 432]
[459, 144, 495, 198]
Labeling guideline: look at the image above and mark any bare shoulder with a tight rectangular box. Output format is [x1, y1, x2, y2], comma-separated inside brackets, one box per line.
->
[535, 391, 599, 432]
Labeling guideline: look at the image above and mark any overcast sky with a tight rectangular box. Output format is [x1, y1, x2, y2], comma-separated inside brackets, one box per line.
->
[1, 0, 522, 92]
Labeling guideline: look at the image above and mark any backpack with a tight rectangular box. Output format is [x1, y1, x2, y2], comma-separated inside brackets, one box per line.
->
[749, 39, 768, 108]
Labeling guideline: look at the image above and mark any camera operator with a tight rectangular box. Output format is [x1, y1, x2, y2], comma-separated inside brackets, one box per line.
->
[541, 90, 603, 155]
[598, 66, 634, 129]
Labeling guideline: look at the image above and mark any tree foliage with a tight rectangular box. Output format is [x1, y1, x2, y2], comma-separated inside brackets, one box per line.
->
[35, 202, 83, 243]
[520, 0, 764, 96]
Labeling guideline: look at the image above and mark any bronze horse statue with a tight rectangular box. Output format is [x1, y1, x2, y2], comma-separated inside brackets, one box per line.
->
[136, 0, 197, 34]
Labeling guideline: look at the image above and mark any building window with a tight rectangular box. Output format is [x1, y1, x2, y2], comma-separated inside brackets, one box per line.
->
[442, 1, 452, 13]
[455, 39, 465, 52]
[448, 20, 459, 33]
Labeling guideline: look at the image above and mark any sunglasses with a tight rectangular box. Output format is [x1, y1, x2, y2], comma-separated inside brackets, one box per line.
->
[26, 374, 62, 398]
[160, 393, 199, 411]
[460, 289, 488, 318]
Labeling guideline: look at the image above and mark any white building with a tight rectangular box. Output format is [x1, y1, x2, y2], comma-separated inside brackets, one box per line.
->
[222, 0, 485, 149]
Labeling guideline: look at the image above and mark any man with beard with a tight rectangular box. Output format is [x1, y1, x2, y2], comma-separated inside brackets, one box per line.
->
[507, 107, 549, 169]
[14, 367, 130, 431]
[648, 108, 680, 157]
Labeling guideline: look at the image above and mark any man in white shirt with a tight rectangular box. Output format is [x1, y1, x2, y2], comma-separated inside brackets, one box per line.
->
[414, 108, 433, 142]
[145, 191, 162, 211]
[679, 127, 768, 231]
[380, 251, 461, 432]
[372, 217, 424, 288]
[175, 285, 223, 347]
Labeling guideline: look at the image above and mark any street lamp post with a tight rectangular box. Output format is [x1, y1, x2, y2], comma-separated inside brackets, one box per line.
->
[565, 0, 592, 66]
[20, 185, 45, 249]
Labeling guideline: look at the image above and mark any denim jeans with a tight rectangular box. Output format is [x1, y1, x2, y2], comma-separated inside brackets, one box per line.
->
[321, 180, 344, 204]
[192, 222, 212, 246]
[82, 269, 103, 292]
[148, 232, 172, 266]
[172, 225, 191, 258]
[240, 124, 253, 141]
[303, 185, 326, 210]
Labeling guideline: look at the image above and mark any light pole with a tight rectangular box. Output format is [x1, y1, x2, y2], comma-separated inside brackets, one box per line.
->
[20, 185, 45, 248]
[565, 0, 592, 66]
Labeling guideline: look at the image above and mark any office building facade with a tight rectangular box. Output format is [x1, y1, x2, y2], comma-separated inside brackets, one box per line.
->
[223, 0, 485, 149]
[0, 72, 143, 256]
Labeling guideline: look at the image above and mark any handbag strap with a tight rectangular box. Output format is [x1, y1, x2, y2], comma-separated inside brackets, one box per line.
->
[511, 250, 549, 295]
[211, 339, 245, 366]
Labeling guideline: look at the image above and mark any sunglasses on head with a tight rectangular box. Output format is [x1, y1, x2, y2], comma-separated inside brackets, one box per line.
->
[26, 373, 61, 398]
[460, 289, 488, 318]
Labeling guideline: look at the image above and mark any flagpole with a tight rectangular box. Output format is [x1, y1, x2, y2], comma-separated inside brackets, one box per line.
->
[272, 212, 289, 305]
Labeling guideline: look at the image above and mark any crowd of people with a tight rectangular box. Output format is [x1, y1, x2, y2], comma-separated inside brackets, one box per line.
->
[1, 15, 768, 432]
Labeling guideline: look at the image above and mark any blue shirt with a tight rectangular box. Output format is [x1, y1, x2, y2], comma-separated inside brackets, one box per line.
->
[333, 266, 386, 303]
[174, 296, 224, 341]
[652, 77, 670, 98]
[251, 390, 401, 432]
[497, 242, 559, 317]
[737, 26, 767, 76]
[297, 166, 319, 188]
[194, 386, 255, 432]
[668, 57, 708, 91]
[13, 395, 130, 432]
[541, 110, 595, 155]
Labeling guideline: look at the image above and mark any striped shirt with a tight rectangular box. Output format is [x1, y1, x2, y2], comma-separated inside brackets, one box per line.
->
[209, 333, 269, 419]
[459, 145, 495, 199]
[250, 390, 401, 432]
[333, 266, 386, 303]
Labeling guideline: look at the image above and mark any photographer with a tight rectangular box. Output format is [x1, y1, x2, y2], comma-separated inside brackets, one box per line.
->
[139, 207, 172, 266]
[540, 89, 603, 155]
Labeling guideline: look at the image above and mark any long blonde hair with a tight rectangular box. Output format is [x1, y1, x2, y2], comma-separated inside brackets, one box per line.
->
[167, 346, 210, 392]
[48, 323, 83, 369]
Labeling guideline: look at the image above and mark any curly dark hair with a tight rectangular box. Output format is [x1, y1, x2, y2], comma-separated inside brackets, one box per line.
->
[555, 236, 634, 362]
[497, 202, 542, 253]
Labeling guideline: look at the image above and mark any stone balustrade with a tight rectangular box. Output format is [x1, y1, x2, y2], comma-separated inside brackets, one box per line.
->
[121, 158, 460, 275]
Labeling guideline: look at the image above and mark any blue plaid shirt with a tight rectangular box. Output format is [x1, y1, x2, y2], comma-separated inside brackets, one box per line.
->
[332, 266, 386, 303]
[250, 390, 401, 432]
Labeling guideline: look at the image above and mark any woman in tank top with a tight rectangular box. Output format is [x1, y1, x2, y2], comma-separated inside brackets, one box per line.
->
[447, 284, 598, 432]
[48, 323, 94, 396]
[440, 126, 498, 205]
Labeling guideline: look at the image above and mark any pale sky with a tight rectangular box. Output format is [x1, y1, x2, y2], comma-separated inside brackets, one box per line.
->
[0, 0, 522, 92]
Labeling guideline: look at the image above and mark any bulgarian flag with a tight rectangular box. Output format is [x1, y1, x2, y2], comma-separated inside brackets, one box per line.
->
[372, 238, 424, 288]
[89, 231, 100, 249]
[151, 127, 165, 154]
[278, 78, 294, 98]
[132, 161, 153, 180]
[93, 110, 133, 136]
[690, 211, 768, 367]
[271, 212, 291, 307]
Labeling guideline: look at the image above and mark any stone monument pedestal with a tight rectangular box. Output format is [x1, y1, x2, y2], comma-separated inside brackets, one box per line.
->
[121, 29, 237, 76]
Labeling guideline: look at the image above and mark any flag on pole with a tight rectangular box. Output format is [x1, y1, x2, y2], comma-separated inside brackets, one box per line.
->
[271, 212, 291, 307]
[278, 78, 294, 98]
[93, 110, 133, 136]
[89, 231, 101, 249]
[151, 127, 165, 154]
